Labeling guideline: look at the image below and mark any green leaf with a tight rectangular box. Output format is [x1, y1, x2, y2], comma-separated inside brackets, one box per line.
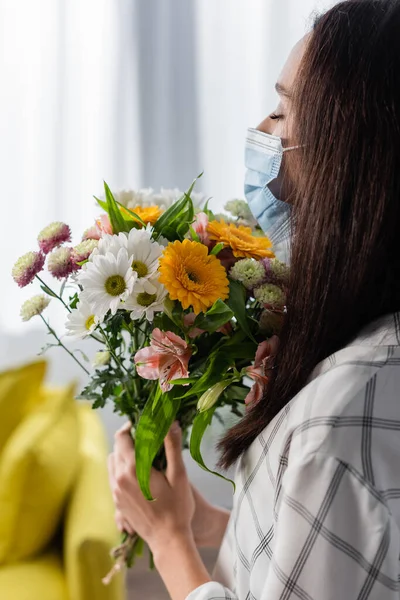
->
[227, 279, 257, 343]
[193, 300, 233, 333]
[210, 242, 225, 256]
[179, 349, 234, 399]
[185, 172, 203, 200]
[190, 407, 235, 489]
[202, 198, 215, 220]
[197, 379, 234, 412]
[69, 293, 79, 310]
[222, 341, 257, 361]
[189, 225, 200, 242]
[223, 384, 250, 404]
[163, 297, 184, 328]
[115, 201, 147, 228]
[152, 312, 181, 336]
[135, 388, 181, 500]
[153, 194, 189, 237]
[153, 173, 202, 240]
[169, 377, 197, 385]
[40, 284, 59, 299]
[95, 196, 108, 212]
[176, 200, 195, 239]
[103, 181, 129, 234]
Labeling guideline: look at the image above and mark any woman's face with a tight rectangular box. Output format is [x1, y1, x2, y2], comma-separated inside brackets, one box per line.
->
[257, 36, 308, 143]
[257, 36, 308, 200]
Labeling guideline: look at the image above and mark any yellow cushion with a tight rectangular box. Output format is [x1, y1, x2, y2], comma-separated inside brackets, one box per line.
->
[0, 384, 79, 564]
[0, 550, 68, 600]
[0, 361, 46, 454]
[64, 404, 125, 600]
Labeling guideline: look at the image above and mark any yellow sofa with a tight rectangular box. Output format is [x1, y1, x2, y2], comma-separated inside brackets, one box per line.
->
[0, 361, 125, 600]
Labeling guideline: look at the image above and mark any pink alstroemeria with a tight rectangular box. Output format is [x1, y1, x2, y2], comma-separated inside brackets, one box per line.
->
[82, 215, 113, 241]
[134, 328, 192, 392]
[96, 214, 113, 235]
[245, 335, 279, 406]
[82, 224, 102, 241]
[192, 212, 211, 246]
[183, 313, 205, 339]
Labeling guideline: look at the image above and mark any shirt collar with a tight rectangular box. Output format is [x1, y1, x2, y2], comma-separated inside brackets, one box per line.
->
[310, 312, 400, 381]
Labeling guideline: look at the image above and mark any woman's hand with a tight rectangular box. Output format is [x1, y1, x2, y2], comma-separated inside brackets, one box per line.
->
[109, 420, 195, 554]
[109, 421, 211, 600]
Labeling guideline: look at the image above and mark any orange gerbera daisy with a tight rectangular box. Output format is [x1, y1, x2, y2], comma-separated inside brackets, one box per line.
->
[121, 205, 162, 226]
[207, 219, 275, 260]
[158, 239, 229, 315]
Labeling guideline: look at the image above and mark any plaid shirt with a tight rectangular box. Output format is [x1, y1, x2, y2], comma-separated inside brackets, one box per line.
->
[187, 313, 400, 600]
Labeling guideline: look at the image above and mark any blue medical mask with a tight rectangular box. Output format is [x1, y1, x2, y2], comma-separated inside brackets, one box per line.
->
[244, 127, 298, 264]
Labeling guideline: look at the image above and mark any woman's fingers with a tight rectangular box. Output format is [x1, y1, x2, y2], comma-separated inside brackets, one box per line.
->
[114, 425, 135, 470]
[115, 510, 135, 535]
[116, 421, 132, 436]
[164, 421, 186, 486]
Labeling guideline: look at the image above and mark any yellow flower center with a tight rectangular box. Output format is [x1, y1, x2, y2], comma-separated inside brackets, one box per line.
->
[132, 260, 148, 278]
[136, 292, 157, 307]
[105, 275, 126, 296]
[85, 315, 96, 330]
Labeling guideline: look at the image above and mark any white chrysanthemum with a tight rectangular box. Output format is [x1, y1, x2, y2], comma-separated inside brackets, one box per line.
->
[254, 283, 286, 309]
[224, 199, 253, 221]
[112, 188, 205, 211]
[72, 239, 99, 264]
[78, 248, 136, 317]
[20, 294, 50, 322]
[124, 277, 168, 322]
[230, 259, 266, 290]
[65, 300, 102, 339]
[93, 350, 111, 367]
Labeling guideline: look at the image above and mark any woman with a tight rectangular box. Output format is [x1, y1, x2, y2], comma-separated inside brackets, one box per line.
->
[108, 1, 400, 598]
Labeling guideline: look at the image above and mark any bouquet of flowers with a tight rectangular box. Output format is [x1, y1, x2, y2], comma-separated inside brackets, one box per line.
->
[12, 176, 288, 577]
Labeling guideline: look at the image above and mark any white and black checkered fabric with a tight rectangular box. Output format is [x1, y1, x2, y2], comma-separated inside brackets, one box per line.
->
[187, 313, 400, 600]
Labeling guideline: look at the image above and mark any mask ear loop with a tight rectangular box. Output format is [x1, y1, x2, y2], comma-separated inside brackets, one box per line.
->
[282, 144, 304, 153]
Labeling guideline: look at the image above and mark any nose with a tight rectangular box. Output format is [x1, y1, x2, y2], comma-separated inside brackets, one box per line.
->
[256, 116, 273, 135]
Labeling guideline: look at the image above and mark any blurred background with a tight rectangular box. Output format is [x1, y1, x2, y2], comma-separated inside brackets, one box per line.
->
[0, 0, 338, 597]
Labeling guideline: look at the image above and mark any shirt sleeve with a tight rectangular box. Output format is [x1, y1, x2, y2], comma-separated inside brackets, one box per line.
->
[259, 452, 400, 600]
[185, 582, 237, 600]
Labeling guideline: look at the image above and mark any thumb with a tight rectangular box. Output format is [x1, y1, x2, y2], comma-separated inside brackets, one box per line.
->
[164, 421, 186, 485]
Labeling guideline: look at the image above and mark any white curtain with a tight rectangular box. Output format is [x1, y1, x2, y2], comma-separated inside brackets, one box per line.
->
[0, 0, 337, 336]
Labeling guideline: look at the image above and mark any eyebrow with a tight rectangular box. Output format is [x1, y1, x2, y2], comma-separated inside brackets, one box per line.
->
[275, 82, 292, 98]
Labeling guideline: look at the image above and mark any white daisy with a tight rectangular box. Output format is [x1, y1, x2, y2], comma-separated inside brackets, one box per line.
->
[125, 228, 164, 294]
[78, 248, 136, 317]
[92, 227, 163, 293]
[124, 277, 168, 322]
[90, 232, 127, 261]
[65, 299, 102, 339]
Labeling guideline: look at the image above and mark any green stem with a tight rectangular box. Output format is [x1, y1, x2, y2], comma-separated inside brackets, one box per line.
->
[40, 315, 90, 375]
[36, 275, 72, 313]
[99, 326, 131, 376]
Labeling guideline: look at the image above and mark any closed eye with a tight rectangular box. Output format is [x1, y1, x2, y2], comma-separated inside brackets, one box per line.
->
[270, 113, 284, 121]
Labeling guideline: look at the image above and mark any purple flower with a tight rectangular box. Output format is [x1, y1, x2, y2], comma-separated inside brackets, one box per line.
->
[38, 222, 71, 254]
[12, 251, 45, 287]
[48, 247, 78, 280]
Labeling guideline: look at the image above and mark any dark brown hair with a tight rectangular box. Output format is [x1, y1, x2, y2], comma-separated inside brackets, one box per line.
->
[219, 0, 400, 467]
